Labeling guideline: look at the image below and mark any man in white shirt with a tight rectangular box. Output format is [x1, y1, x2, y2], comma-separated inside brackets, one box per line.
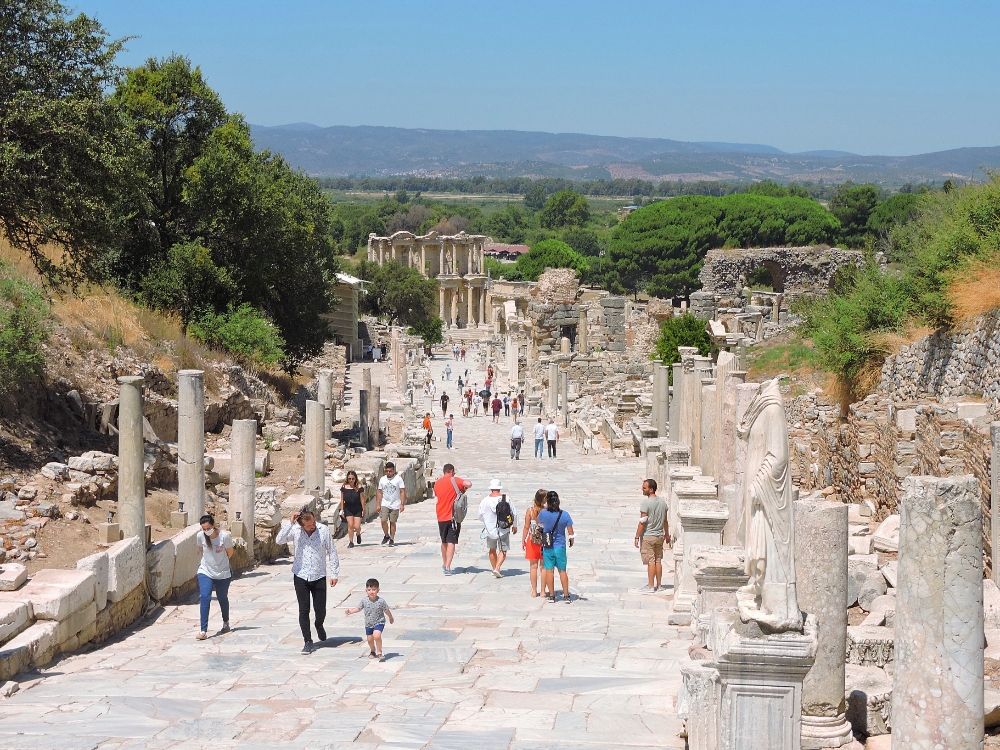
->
[478, 479, 518, 578]
[377, 461, 406, 547]
[533, 418, 546, 459]
[276, 509, 340, 653]
[546, 419, 559, 459]
[510, 422, 525, 460]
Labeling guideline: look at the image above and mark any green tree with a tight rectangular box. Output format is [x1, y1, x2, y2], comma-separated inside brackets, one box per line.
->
[0, 263, 52, 394]
[408, 316, 444, 346]
[655, 314, 711, 371]
[539, 190, 590, 229]
[829, 183, 881, 248]
[140, 241, 235, 330]
[357, 260, 438, 326]
[561, 226, 602, 257]
[483, 205, 528, 243]
[524, 184, 547, 211]
[515, 239, 589, 282]
[0, 0, 135, 284]
[866, 193, 920, 237]
[189, 303, 285, 369]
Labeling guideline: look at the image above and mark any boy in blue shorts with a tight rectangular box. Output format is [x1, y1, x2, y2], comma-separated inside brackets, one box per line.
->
[538, 491, 575, 603]
[345, 578, 394, 661]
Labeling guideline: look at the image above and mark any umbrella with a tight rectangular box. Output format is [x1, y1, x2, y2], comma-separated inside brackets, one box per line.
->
[479, 389, 490, 399]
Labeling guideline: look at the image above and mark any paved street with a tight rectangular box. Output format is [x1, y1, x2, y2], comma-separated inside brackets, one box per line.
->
[0, 354, 687, 749]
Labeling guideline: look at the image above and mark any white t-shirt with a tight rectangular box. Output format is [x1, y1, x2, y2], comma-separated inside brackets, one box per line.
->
[533, 422, 545, 440]
[197, 529, 234, 579]
[510, 424, 525, 440]
[378, 474, 406, 509]
[545, 423, 559, 440]
[478, 494, 517, 539]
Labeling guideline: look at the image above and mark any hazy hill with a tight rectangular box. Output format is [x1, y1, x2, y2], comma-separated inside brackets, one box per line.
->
[249, 124, 1000, 186]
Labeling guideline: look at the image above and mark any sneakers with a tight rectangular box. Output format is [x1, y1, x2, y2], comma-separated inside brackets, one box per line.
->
[492, 569, 502, 579]
[388, 539, 395, 547]
[381, 535, 390, 545]
[316, 625, 327, 642]
[301, 640, 313, 654]
[639, 585, 657, 594]
[348, 541, 355, 548]
[546, 595, 556, 604]
[356, 533, 361, 544]
[196, 631, 207, 640]
[220, 622, 231, 634]
[443, 568, 455, 576]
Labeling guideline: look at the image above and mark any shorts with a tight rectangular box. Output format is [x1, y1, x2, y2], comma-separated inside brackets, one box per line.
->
[524, 539, 542, 561]
[365, 623, 385, 636]
[439, 519, 461, 544]
[487, 533, 510, 552]
[344, 502, 364, 519]
[380, 507, 400, 523]
[640, 536, 665, 564]
[542, 546, 568, 571]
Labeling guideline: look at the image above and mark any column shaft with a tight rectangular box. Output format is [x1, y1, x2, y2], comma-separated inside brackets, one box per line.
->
[304, 400, 326, 500]
[117, 376, 146, 542]
[230, 419, 256, 554]
[178, 369, 205, 521]
[549, 363, 559, 412]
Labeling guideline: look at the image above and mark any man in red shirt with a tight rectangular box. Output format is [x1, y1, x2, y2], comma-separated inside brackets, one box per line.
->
[491, 396, 502, 423]
[435, 463, 472, 575]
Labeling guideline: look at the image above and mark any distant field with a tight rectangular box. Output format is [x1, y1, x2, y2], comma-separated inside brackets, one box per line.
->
[324, 190, 637, 214]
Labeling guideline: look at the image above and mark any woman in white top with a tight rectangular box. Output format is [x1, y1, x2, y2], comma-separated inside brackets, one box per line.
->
[196, 514, 235, 640]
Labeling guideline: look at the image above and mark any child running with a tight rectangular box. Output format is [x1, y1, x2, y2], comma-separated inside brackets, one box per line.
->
[345, 578, 394, 661]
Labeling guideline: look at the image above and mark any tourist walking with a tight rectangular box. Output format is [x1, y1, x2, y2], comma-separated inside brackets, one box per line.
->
[461, 346, 467, 361]
[635, 478, 667, 592]
[377, 461, 406, 547]
[510, 421, 524, 460]
[473, 394, 481, 417]
[478, 479, 517, 578]
[538, 491, 574, 603]
[510, 397, 519, 423]
[503, 393, 510, 417]
[461, 392, 470, 417]
[445, 364, 451, 381]
[533, 418, 545, 458]
[545, 418, 559, 458]
[445, 413, 455, 449]
[522, 490, 546, 597]
[429, 379, 437, 400]
[340, 470, 364, 547]
[440, 391, 450, 418]
[195, 514, 234, 640]
[491, 395, 502, 422]
[275, 509, 340, 653]
[345, 578, 393, 661]
[457, 375, 464, 393]
[435, 463, 472, 574]
[423, 412, 434, 447]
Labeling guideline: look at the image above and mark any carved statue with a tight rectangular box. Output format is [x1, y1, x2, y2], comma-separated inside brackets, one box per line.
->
[444, 245, 454, 275]
[736, 377, 801, 631]
[470, 245, 479, 274]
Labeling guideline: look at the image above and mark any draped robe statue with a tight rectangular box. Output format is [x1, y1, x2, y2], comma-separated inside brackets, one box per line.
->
[736, 377, 802, 631]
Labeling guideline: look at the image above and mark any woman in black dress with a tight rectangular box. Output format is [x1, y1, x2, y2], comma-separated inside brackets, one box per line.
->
[340, 471, 365, 547]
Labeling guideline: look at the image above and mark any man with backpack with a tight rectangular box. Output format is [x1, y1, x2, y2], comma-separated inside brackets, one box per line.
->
[478, 479, 518, 578]
[434, 463, 472, 575]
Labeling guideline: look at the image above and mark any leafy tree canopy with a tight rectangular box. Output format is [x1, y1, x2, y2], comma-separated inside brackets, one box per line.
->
[514, 239, 589, 282]
[562, 226, 602, 257]
[655, 313, 711, 371]
[538, 190, 590, 229]
[408, 316, 444, 346]
[524, 184, 547, 211]
[829, 183, 882, 248]
[607, 193, 841, 297]
[357, 259, 438, 327]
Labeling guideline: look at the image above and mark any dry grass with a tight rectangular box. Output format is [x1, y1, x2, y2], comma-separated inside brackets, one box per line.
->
[947, 262, 1000, 322]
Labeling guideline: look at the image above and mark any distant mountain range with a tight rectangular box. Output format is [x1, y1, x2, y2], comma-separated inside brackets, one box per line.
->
[249, 123, 1000, 186]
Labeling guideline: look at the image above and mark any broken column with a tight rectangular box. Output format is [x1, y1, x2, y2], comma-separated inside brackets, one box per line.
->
[713, 351, 738, 473]
[304, 400, 326, 501]
[117, 375, 145, 543]
[560, 336, 571, 354]
[359, 389, 370, 449]
[177, 369, 205, 523]
[230, 418, 256, 555]
[719, 370, 747, 546]
[700, 379, 717, 478]
[577, 307, 588, 354]
[892, 474, 983, 749]
[794, 497, 853, 749]
[561, 369, 569, 428]
[318, 369, 334, 437]
[669, 361, 683, 443]
[549, 362, 559, 413]
[652, 364, 665, 436]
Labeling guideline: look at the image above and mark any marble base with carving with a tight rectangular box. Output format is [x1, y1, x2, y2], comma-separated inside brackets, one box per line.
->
[690, 545, 747, 646]
[713, 614, 819, 750]
[679, 662, 721, 750]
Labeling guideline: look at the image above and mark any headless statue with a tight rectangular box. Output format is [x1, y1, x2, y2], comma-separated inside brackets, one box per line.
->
[736, 377, 802, 631]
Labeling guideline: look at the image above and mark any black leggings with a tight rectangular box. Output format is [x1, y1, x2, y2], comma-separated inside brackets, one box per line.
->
[293, 575, 327, 640]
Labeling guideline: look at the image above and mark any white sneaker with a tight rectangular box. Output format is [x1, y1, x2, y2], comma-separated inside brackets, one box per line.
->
[493, 569, 502, 578]
[196, 631, 207, 640]
[639, 585, 656, 594]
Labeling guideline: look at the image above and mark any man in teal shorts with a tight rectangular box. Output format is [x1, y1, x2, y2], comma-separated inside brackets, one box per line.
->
[537, 490, 574, 603]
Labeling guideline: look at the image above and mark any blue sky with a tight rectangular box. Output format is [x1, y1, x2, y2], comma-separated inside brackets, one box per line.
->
[75, 1, 1000, 155]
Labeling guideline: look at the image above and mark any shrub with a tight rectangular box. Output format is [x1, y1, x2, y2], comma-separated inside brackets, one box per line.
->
[515, 239, 589, 282]
[0, 264, 52, 394]
[189, 303, 285, 368]
[655, 313, 711, 373]
[408, 316, 444, 346]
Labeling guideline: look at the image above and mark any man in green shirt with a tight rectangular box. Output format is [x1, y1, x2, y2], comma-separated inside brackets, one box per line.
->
[634, 478, 668, 593]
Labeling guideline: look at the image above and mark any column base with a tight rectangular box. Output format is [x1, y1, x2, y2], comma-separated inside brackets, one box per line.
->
[800, 714, 854, 749]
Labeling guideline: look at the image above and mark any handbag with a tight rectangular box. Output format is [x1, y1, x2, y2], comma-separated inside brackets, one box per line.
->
[541, 510, 563, 549]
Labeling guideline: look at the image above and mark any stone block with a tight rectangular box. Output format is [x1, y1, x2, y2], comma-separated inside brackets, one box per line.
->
[849, 535, 873, 555]
[93, 583, 144, 644]
[896, 408, 917, 432]
[0, 564, 27, 592]
[880, 561, 897, 588]
[858, 572, 888, 612]
[861, 595, 896, 627]
[171, 524, 202, 589]
[845, 664, 892, 736]
[76, 551, 109, 610]
[846, 626, 894, 667]
[0, 600, 31, 644]
[68, 456, 95, 473]
[872, 515, 899, 553]
[56, 601, 96, 643]
[986, 688, 1000, 728]
[0, 620, 59, 679]
[281, 493, 318, 515]
[957, 402, 989, 420]
[106, 536, 145, 604]
[146, 539, 176, 601]
[848, 554, 879, 608]
[3, 569, 95, 621]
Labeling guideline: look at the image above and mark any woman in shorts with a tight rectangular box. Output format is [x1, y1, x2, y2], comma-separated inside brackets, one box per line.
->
[521, 489, 546, 597]
[340, 471, 364, 547]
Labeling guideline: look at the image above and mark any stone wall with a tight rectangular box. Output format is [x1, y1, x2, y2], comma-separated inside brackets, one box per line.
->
[598, 296, 626, 352]
[529, 301, 579, 355]
[699, 246, 864, 299]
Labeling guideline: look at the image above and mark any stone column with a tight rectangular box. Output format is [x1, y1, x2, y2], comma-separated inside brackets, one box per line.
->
[304, 400, 326, 501]
[652, 365, 665, 437]
[438, 286, 446, 320]
[892, 474, 983, 749]
[657, 363, 670, 438]
[420, 245, 426, 276]
[359, 389, 370, 449]
[318, 369, 333, 438]
[117, 376, 146, 545]
[713, 351, 738, 475]
[230, 418, 256, 554]
[479, 286, 487, 328]
[794, 498, 853, 749]
[700, 379, 717, 478]
[370, 385, 380, 448]
[177, 369, 205, 523]
[467, 285, 474, 327]
[577, 308, 588, 354]
[718, 370, 747, 527]
[670, 362, 683, 443]
[549, 362, 559, 412]
[993, 422, 1000, 585]
[450, 288, 458, 329]
[561, 370, 569, 427]
[560, 336, 571, 354]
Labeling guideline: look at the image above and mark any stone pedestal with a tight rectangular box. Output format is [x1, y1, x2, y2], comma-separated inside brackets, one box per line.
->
[700, 379, 717, 478]
[230, 419, 256, 555]
[670, 362, 683, 442]
[170, 510, 189, 528]
[992, 422, 1000, 586]
[98, 522, 121, 545]
[794, 498, 852, 748]
[116, 376, 145, 543]
[679, 663, 722, 750]
[178, 369, 205, 521]
[669, 480, 723, 625]
[892, 474, 984, 749]
[720, 370, 747, 545]
[548, 363, 559, 412]
[690, 544, 748, 647]
[304, 401, 326, 501]
[714, 616, 820, 750]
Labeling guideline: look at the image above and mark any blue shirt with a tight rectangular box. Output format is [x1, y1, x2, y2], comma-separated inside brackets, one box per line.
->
[538, 509, 573, 548]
